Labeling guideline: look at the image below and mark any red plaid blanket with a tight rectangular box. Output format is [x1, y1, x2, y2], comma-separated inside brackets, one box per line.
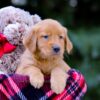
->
[0, 69, 87, 100]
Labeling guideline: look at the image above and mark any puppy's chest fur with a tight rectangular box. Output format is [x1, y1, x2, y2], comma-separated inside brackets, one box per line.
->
[20, 50, 65, 75]
[35, 58, 60, 74]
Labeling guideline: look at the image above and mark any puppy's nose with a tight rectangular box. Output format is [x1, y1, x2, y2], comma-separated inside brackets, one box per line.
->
[52, 45, 60, 53]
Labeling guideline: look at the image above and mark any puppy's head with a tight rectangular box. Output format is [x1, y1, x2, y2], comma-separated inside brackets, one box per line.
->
[23, 19, 73, 59]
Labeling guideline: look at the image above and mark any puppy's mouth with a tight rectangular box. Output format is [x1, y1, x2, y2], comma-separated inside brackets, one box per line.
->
[52, 51, 61, 56]
[38, 45, 63, 59]
[39, 50, 62, 59]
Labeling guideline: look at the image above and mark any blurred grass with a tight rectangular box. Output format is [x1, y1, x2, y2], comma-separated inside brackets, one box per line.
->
[67, 27, 100, 100]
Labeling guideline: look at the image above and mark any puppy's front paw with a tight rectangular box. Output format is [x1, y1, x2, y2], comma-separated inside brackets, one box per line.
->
[51, 77, 66, 94]
[50, 68, 68, 94]
[30, 72, 44, 89]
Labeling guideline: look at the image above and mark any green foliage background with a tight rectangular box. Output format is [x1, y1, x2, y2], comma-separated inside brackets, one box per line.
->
[0, 0, 100, 99]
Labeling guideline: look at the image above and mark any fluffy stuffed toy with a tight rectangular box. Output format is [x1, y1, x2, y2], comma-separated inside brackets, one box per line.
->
[0, 6, 41, 73]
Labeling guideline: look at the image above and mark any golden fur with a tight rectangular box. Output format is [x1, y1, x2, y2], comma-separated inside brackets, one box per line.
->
[16, 19, 73, 94]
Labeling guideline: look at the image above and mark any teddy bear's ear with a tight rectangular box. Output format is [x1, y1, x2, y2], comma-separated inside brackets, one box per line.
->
[64, 27, 73, 54]
[31, 14, 41, 24]
[23, 26, 37, 53]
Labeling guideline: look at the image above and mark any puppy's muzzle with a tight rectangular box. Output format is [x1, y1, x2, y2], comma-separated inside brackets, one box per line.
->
[52, 45, 60, 54]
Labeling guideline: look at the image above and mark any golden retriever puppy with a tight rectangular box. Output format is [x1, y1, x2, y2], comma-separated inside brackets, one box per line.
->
[16, 19, 73, 94]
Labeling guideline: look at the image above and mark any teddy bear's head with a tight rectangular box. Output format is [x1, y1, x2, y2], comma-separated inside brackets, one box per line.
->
[0, 6, 41, 45]
[0, 6, 41, 74]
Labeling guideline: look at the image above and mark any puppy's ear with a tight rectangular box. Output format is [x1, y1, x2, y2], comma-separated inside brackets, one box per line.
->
[64, 28, 73, 54]
[23, 27, 37, 53]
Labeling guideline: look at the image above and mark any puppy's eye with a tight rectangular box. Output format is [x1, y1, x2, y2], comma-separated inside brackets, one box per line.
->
[59, 36, 64, 39]
[42, 35, 48, 39]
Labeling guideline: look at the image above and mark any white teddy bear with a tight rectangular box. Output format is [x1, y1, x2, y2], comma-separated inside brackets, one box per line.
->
[0, 6, 41, 45]
[0, 6, 41, 73]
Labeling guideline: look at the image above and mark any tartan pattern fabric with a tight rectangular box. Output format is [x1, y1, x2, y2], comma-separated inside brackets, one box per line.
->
[0, 69, 87, 100]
